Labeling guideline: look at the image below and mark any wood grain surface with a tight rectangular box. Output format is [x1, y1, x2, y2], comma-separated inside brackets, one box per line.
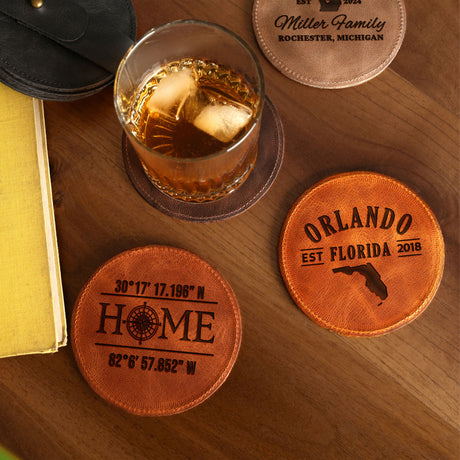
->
[1, 0, 458, 458]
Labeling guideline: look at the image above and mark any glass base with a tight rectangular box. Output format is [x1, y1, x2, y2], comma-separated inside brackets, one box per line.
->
[139, 155, 257, 203]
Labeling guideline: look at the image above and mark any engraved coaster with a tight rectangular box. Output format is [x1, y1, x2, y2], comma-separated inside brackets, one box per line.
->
[72, 245, 242, 416]
[279, 172, 444, 337]
[253, 0, 406, 88]
[123, 97, 284, 222]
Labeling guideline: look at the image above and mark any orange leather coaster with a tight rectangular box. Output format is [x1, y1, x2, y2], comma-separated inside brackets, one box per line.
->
[123, 97, 284, 222]
[253, 0, 406, 88]
[72, 245, 242, 415]
[279, 172, 444, 337]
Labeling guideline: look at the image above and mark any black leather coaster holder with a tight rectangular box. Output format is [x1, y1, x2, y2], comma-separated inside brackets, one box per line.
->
[123, 97, 284, 222]
[0, 0, 136, 100]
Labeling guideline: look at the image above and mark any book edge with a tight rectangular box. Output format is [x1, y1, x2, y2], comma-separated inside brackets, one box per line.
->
[33, 98, 68, 349]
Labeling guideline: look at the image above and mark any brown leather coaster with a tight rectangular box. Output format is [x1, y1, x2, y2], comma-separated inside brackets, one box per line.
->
[279, 172, 444, 337]
[253, 0, 406, 88]
[71, 245, 242, 416]
[123, 97, 284, 222]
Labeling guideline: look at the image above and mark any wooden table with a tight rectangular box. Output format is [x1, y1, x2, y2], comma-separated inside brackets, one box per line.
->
[1, 0, 458, 458]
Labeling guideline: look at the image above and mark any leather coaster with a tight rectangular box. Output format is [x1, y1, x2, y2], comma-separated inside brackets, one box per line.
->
[0, 0, 136, 100]
[253, 0, 406, 88]
[279, 172, 444, 337]
[123, 97, 284, 222]
[72, 245, 242, 416]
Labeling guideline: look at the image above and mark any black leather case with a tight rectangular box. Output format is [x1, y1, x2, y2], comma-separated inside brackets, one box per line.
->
[0, 0, 137, 100]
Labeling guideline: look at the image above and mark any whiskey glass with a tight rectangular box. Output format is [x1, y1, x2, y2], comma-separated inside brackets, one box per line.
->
[114, 20, 265, 202]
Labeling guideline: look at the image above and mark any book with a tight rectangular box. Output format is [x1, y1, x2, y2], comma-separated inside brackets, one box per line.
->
[0, 83, 67, 358]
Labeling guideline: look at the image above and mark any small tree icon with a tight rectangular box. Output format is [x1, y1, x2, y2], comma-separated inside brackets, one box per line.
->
[319, 0, 342, 12]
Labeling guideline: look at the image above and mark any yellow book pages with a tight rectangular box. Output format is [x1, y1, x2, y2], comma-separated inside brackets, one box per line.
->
[0, 83, 67, 358]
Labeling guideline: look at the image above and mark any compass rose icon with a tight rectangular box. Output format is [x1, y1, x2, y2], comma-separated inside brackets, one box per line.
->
[124, 302, 161, 344]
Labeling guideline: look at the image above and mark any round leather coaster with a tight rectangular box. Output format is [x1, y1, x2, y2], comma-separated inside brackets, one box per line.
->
[279, 172, 444, 337]
[123, 97, 284, 222]
[0, 0, 136, 101]
[72, 245, 242, 416]
[253, 0, 406, 88]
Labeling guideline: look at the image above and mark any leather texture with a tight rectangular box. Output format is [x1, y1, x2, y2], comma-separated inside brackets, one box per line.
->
[279, 172, 445, 337]
[253, 0, 406, 88]
[0, 0, 88, 42]
[0, 0, 136, 100]
[123, 97, 284, 222]
[71, 245, 242, 416]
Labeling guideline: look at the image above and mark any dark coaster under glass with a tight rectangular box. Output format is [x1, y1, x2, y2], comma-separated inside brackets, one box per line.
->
[122, 97, 284, 222]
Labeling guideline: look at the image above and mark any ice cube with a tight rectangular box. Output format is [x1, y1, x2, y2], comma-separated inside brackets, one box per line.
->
[147, 69, 197, 119]
[192, 102, 253, 143]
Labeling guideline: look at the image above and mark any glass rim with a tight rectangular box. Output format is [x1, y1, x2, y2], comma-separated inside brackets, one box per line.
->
[113, 19, 265, 164]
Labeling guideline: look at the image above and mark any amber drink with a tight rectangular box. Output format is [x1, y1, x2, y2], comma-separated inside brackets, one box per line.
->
[115, 21, 264, 202]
